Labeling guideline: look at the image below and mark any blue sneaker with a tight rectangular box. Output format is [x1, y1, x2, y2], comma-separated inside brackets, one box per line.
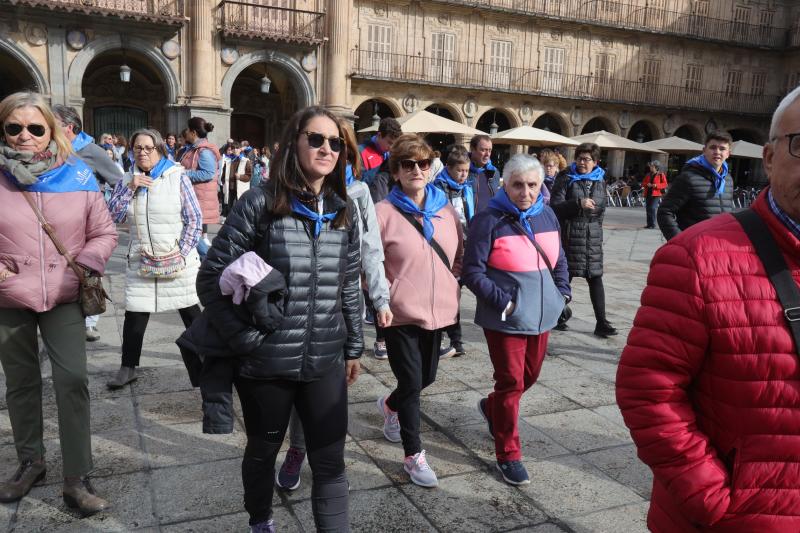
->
[496, 460, 530, 486]
[477, 398, 494, 440]
[275, 447, 304, 490]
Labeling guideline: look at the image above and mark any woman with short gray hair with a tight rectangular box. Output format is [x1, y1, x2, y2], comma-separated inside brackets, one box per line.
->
[641, 160, 668, 229]
[106, 128, 203, 388]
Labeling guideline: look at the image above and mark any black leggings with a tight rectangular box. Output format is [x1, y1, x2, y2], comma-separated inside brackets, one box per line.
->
[121, 305, 200, 367]
[570, 275, 607, 323]
[236, 364, 349, 530]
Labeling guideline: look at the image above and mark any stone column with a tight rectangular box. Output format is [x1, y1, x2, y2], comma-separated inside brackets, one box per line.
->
[190, 0, 218, 105]
[324, 0, 353, 118]
[46, 27, 68, 106]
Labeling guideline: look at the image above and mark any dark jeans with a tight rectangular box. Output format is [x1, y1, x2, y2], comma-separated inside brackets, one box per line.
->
[442, 312, 462, 346]
[236, 364, 349, 530]
[121, 305, 201, 367]
[384, 325, 441, 456]
[645, 196, 661, 228]
[568, 275, 607, 324]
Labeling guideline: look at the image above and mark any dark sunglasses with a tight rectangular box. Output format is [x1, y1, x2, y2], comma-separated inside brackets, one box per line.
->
[399, 158, 432, 172]
[4, 123, 46, 137]
[301, 131, 343, 152]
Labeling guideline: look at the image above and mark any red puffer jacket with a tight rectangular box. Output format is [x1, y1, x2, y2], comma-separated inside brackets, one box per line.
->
[617, 189, 800, 532]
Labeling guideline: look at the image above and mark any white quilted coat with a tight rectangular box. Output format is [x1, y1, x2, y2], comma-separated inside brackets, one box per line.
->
[124, 164, 200, 312]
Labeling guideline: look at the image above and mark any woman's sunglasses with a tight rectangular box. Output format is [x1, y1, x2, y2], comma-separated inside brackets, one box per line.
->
[399, 158, 432, 172]
[4, 123, 46, 137]
[301, 131, 343, 153]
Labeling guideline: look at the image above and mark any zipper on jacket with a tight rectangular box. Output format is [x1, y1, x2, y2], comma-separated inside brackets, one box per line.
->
[37, 192, 47, 308]
[301, 224, 319, 381]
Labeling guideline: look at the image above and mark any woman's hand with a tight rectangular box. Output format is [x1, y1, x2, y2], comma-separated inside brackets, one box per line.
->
[128, 174, 153, 191]
[581, 198, 596, 210]
[0, 269, 16, 282]
[376, 308, 393, 328]
[345, 359, 361, 386]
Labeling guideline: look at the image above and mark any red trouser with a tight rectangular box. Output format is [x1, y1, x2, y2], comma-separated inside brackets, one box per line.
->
[483, 329, 549, 462]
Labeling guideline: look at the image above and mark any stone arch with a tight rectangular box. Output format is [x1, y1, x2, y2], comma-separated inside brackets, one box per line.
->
[222, 50, 314, 110]
[351, 95, 403, 118]
[532, 111, 570, 135]
[727, 127, 764, 144]
[0, 37, 48, 95]
[627, 119, 660, 142]
[673, 123, 703, 142]
[581, 115, 617, 135]
[476, 107, 519, 133]
[425, 101, 465, 124]
[68, 34, 180, 104]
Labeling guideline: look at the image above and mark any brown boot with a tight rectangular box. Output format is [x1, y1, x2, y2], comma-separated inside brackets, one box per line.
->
[0, 459, 46, 503]
[62, 476, 110, 517]
[106, 366, 137, 389]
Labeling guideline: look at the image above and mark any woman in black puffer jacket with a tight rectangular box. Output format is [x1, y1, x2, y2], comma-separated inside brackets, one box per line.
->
[196, 106, 362, 532]
[550, 143, 617, 338]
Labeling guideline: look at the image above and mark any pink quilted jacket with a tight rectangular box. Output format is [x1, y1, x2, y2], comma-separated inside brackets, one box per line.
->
[0, 173, 117, 313]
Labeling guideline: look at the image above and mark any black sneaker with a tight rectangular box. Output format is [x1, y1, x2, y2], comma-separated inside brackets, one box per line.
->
[594, 321, 618, 338]
[496, 460, 530, 486]
[477, 398, 494, 440]
[553, 323, 569, 331]
[452, 343, 466, 357]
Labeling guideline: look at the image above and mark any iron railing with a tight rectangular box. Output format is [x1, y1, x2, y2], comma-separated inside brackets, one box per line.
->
[218, 1, 326, 45]
[430, 0, 789, 49]
[350, 50, 780, 116]
[5, 0, 185, 22]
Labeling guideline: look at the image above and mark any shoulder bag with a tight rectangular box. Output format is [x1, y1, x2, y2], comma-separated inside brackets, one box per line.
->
[134, 187, 186, 279]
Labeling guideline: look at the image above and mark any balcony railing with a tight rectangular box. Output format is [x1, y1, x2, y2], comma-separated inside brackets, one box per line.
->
[430, 0, 788, 49]
[790, 22, 800, 49]
[218, 1, 326, 45]
[5, 0, 185, 24]
[350, 50, 780, 116]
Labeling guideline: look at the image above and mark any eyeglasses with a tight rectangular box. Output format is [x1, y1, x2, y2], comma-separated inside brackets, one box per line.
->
[576, 156, 594, 163]
[775, 132, 800, 159]
[301, 131, 343, 153]
[133, 145, 156, 154]
[4, 123, 46, 137]
[399, 158, 432, 172]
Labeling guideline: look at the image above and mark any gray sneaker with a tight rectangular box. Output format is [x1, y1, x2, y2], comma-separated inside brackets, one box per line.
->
[377, 395, 401, 442]
[85, 327, 100, 342]
[404, 450, 438, 487]
[373, 341, 388, 360]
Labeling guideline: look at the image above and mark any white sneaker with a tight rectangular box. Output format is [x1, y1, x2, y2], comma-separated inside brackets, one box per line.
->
[377, 396, 401, 442]
[404, 450, 438, 488]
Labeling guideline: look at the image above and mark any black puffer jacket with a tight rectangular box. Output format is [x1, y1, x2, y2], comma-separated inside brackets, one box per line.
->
[657, 162, 734, 240]
[196, 184, 363, 381]
[550, 170, 607, 278]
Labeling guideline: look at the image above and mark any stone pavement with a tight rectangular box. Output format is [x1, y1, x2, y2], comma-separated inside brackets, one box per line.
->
[0, 207, 669, 532]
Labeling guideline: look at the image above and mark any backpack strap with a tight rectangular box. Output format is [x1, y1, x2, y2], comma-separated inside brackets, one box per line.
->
[733, 209, 800, 357]
[392, 205, 452, 271]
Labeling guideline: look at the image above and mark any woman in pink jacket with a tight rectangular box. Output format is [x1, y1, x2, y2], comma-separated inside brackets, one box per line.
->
[374, 134, 463, 488]
[0, 92, 117, 515]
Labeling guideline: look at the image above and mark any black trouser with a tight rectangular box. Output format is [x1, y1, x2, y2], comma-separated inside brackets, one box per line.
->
[645, 196, 660, 228]
[442, 312, 462, 346]
[121, 305, 201, 368]
[384, 325, 441, 457]
[569, 275, 607, 324]
[236, 364, 349, 530]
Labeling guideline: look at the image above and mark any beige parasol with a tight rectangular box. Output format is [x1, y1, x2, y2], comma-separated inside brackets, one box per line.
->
[490, 126, 579, 147]
[570, 130, 666, 154]
[730, 140, 764, 159]
[641, 136, 704, 154]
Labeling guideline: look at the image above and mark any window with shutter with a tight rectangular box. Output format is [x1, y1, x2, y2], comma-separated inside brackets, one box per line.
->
[732, 5, 751, 40]
[432, 32, 456, 83]
[642, 59, 661, 86]
[750, 72, 766, 96]
[725, 70, 743, 97]
[789, 72, 800, 93]
[367, 24, 392, 75]
[691, 0, 710, 35]
[542, 47, 565, 93]
[685, 64, 703, 92]
[595, 53, 615, 84]
[488, 40, 512, 88]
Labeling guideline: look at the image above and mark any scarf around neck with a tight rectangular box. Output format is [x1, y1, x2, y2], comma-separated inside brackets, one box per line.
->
[136, 157, 175, 179]
[291, 194, 337, 238]
[489, 187, 545, 237]
[387, 183, 448, 242]
[345, 163, 355, 186]
[434, 168, 474, 220]
[0, 140, 61, 186]
[566, 163, 605, 184]
[687, 155, 728, 197]
[71, 131, 94, 152]
[470, 160, 497, 175]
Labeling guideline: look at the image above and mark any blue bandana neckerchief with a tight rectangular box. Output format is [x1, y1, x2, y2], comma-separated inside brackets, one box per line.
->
[566, 163, 605, 184]
[345, 163, 355, 186]
[369, 135, 390, 161]
[100, 142, 114, 151]
[7, 157, 99, 193]
[166, 145, 176, 158]
[687, 155, 728, 197]
[434, 168, 474, 221]
[489, 187, 544, 237]
[386, 183, 448, 242]
[140, 157, 176, 180]
[71, 131, 94, 152]
[291, 195, 337, 238]
[470, 160, 497, 175]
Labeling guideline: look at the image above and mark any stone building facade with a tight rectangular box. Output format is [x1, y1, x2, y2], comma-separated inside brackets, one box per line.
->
[0, 0, 798, 175]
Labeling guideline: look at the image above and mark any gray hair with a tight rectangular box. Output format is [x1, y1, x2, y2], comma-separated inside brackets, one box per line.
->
[770, 85, 800, 141]
[502, 154, 544, 184]
[52, 104, 82, 134]
[130, 128, 168, 158]
[647, 160, 661, 171]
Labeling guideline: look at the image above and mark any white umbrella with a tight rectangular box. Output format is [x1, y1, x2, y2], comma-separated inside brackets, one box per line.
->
[357, 124, 379, 133]
[571, 130, 665, 154]
[490, 125, 579, 147]
[731, 140, 764, 159]
[642, 136, 704, 154]
[398, 110, 484, 136]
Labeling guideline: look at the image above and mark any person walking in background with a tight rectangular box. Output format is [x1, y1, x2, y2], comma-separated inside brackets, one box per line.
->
[468, 134, 501, 213]
[197, 106, 362, 532]
[433, 145, 473, 359]
[550, 143, 617, 338]
[106, 129, 202, 389]
[641, 160, 668, 229]
[657, 130, 734, 240]
[165, 133, 178, 161]
[463, 154, 570, 486]
[538, 148, 565, 195]
[375, 134, 463, 488]
[179, 117, 220, 253]
[360, 116, 401, 184]
[0, 92, 117, 515]
[223, 141, 252, 212]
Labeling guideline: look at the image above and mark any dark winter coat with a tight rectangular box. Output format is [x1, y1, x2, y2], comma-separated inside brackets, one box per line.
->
[196, 184, 363, 381]
[549, 170, 607, 278]
[367, 160, 394, 204]
[656, 161, 734, 241]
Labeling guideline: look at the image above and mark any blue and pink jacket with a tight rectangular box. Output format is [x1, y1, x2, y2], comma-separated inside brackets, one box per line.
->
[462, 205, 570, 334]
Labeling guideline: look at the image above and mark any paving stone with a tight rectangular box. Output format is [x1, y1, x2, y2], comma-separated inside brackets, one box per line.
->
[136, 390, 202, 427]
[401, 471, 548, 532]
[292, 486, 436, 532]
[141, 422, 246, 468]
[537, 356, 594, 381]
[0, 500, 14, 531]
[525, 409, 631, 454]
[590, 404, 628, 429]
[161, 507, 301, 532]
[374, 369, 472, 397]
[516, 383, 583, 417]
[420, 389, 486, 429]
[450, 421, 569, 465]
[346, 399, 432, 442]
[559, 352, 621, 376]
[511, 524, 570, 533]
[540, 375, 617, 409]
[347, 372, 391, 405]
[580, 445, 653, 499]
[129, 366, 194, 396]
[564, 501, 649, 533]
[12, 471, 154, 532]
[524, 455, 643, 517]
